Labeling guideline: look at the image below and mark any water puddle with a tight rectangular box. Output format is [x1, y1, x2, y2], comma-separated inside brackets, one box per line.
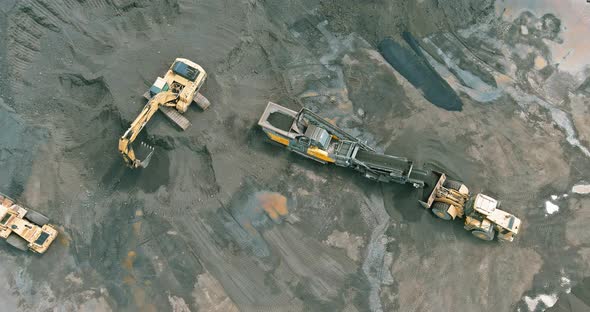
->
[418, 9, 590, 158]
[378, 35, 463, 111]
[420, 38, 502, 103]
[523, 293, 558, 311]
[572, 184, 590, 195]
[545, 201, 560, 215]
[560, 276, 572, 294]
[496, 0, 590, 77]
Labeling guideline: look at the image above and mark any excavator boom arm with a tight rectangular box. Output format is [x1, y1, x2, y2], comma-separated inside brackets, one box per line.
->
[119, 92, 178, 168]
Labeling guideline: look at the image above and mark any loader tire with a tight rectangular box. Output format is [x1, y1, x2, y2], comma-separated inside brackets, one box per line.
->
[471, 228, 495, 241]
[6, 235, 28, 251]
[444, 180, 463, 191]
[432, 201, 452, 220]
[25, 210, 50, 226]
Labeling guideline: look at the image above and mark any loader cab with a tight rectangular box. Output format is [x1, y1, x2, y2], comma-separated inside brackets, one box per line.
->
[472, 194, 497, 216]
[470, 193, 521, 241]
[34, 231, 50, 246]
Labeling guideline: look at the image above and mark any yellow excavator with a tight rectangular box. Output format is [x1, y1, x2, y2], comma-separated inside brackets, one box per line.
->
[119, 58, 210, 168]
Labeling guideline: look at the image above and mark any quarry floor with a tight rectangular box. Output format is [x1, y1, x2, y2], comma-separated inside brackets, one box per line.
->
[0, 0, 589, 311]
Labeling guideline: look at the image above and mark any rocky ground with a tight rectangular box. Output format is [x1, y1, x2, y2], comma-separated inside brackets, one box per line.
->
[0, 0, 588, 311]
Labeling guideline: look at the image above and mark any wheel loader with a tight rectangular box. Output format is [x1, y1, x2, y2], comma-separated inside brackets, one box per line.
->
[419, 171, 521, 242]
[258, 102, 522, 242]
[0, 193, 58, 254]
[119, 58, 211, 168]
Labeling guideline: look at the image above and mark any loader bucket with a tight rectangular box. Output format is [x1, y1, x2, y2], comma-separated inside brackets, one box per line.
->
[134, 142, 155, 168]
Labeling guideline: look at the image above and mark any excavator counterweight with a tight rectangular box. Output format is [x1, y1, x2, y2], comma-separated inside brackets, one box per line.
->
[119, 58, 210, 168]
[258, 102, 522, 242]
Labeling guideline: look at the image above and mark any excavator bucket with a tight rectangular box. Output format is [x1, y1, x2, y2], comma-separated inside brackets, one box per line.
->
[134, 142, 155, 168]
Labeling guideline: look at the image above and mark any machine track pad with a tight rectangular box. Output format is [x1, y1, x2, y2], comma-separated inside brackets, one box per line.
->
[159, 106, 191, 130]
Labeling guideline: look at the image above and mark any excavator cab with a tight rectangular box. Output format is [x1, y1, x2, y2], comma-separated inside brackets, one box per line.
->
[171, 60, 201, 81]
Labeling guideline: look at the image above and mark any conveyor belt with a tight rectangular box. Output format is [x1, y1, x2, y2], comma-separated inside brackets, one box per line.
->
[354, 150, 412, 173]
[352, 150, 436, 188]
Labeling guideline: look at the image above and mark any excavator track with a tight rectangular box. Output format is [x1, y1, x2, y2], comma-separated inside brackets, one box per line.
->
[159, 106, 191, 130]
[194, 92, 211, 110]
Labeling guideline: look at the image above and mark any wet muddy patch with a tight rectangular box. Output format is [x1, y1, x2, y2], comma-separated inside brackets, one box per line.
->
[378, 35, 462, 111]
[572, 184, 590, 195]
[548, 275, 590, 312]
[218, 181, 291, 259]
[75, 197, 202, 311]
